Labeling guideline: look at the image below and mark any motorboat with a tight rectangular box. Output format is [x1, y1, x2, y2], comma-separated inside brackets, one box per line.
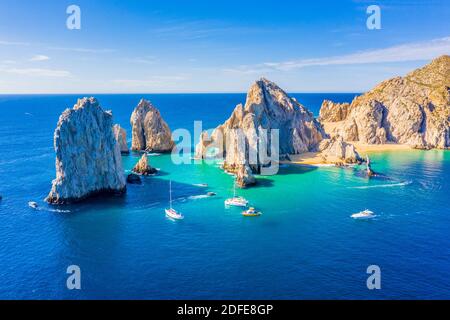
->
[351, 209, 376, 219]
[28, 201, 38, 209]
[242, 207, 262, 217]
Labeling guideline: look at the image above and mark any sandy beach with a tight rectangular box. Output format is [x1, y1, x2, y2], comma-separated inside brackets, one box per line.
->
[284, 143, 412, 166]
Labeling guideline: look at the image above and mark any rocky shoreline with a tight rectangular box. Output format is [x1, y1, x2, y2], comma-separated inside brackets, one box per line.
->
[45, 55, 449, 201]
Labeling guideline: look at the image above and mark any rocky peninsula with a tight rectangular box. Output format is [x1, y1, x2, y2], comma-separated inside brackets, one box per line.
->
[320, 55, 450, 150]
[196, 78, 362, 184]
[130, 99, 174, 152]
[46, 97, 126, 204]
[196, 78, 327, 180]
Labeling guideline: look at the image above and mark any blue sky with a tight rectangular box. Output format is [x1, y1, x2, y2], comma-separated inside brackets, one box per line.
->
[0, 0, 449, 93]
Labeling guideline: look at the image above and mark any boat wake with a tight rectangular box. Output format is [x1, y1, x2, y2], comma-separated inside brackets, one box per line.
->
[192, 183, 208, 187]
[30, 206, 71, 213]
[188, 194, 210, 200]
[349, 180, 412, 189]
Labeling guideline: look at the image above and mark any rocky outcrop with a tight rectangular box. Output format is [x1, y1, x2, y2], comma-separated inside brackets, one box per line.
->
[235, 164, 257, 188]
[320, 55, 450, 149]
[130, 99, 174, 152]
[319, 100, 350, 122]
[126, 173, 142, 184]
[132, 154, 157, 175]
[318, 135, 362, 164]
[113, 124, 129, 154]
[196, 78, 324, 174]
[46, 97, 126, 204]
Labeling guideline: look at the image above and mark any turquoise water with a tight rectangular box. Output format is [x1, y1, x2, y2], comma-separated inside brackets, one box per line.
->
[0, 94, 449, 299]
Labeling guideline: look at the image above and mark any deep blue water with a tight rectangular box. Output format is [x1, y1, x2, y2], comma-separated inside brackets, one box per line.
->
[0, 93, 449, 299]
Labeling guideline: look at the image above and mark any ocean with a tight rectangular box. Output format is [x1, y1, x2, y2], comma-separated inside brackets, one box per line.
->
[0, 93, 449, 299]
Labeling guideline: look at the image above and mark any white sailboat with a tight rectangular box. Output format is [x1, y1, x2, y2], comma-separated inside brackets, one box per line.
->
[165, 181, 184, 220]
[224, 180, 248, 207]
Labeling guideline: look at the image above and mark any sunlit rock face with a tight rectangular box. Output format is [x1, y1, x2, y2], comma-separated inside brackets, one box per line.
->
[132, 153, 157, 175]
[320, 55, 450, 149]
[130, 99, 174, 152]
[113, 124, 129, 154]
[196, 78, 325, 174]
[318, 135, 362, 164]
[46, 97, 126, 204]
[235, 164, 257, 188]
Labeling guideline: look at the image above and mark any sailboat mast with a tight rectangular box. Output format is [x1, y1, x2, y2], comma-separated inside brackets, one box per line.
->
[169, 180, 172, 209]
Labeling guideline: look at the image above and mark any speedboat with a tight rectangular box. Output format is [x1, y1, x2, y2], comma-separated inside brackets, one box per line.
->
[225, 197, 248, 207]
[165, 181, 184, 220]
[351, 209, 376, 219]
[224, 180, 248, 207]
[28, 201, 38, 209]
[242, 207, 262, 217]
[206, 192, 216, 197]
[193, 183, 208, 187]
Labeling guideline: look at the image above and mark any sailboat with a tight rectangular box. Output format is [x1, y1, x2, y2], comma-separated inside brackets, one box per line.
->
[224, 180, 248, 207]
[165, 180, 184, 220]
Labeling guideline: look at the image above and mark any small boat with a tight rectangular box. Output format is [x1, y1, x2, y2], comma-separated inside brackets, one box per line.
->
[165, 181, 184, 220]
[225, 181, 248, 207]
[206, 192, 216, 197]
[351, 209, 376, 219]
[28, 201, 38, 209]
[193, 183, 208, 187]
[225, 197, 248, 207]
[242, 207, 262, 217]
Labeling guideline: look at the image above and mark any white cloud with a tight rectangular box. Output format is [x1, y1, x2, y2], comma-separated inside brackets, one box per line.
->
[30, 55, 50, 62]
[1, 60, 16, 65]
[112, 76, 187, 88]
[3, 68, 71, 77]
[48, 46, 115, 53]
[0, 40, 29, 46]
[224, 37, 450, 74]
[123, 56, 158, 64]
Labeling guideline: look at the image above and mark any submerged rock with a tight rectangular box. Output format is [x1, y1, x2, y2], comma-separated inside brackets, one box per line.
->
[318, 135, 362, 164]
[196, 78, 324, 175]
[113, 124, 129, 154]
[320, 55, 450, 149]
[235, 164, 257, 188]
[46, 97, 126, 204]
[132, 154, 157, 175]
[130, 99, 174, 152]
[126, 173, 142, 184]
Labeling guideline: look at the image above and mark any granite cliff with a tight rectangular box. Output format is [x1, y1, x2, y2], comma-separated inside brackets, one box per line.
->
[320, 55, 450, 149]
[113, 124, 129, 154]
[196, 78, 325, 176]
[130, 99, 174, 152]
[46, 98, 126, 204]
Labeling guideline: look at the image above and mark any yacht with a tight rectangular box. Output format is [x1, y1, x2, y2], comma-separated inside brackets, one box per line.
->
[351, 209, 376, 219]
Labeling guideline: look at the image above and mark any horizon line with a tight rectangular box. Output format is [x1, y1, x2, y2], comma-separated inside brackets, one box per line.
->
[0, 91, 363, 95]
